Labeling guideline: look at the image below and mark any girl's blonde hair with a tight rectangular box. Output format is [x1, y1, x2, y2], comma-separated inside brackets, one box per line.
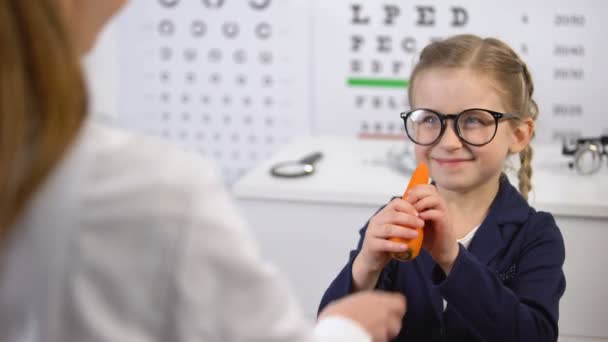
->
[0, 1, 87, 241]
[409, 34, 538, 200]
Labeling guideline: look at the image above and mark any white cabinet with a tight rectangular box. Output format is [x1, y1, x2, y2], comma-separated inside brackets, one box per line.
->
[232, 136, 608, 341]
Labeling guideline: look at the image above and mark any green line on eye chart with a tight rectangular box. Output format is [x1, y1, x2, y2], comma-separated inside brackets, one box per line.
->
[347, 77, 410, 88]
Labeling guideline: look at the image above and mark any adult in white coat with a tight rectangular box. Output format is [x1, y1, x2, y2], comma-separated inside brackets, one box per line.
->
[0, 1, 405, 341]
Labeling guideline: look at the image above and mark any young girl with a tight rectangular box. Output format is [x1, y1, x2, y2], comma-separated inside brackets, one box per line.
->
[319, 34, 566, 341]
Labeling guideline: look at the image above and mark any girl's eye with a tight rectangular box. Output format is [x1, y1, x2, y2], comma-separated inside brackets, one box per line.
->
[464, 117, 483, 125]
[461, 111, 493, 128]
[421, 114, 438, 124]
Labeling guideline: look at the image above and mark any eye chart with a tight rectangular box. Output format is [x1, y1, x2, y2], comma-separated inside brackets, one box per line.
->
[116, 0, 311, 183]
[110, 0, 608, 183]
[312, 0, 608, 143]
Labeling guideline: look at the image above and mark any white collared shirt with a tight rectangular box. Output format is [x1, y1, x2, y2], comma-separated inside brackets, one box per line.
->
[443, 225, 481, 311]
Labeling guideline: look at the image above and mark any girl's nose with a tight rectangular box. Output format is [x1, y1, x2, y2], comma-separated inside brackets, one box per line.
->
[437, 121, 463, 150]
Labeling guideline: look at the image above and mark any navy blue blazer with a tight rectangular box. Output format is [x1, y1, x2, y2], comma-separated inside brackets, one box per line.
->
[319, 176, 566, 341]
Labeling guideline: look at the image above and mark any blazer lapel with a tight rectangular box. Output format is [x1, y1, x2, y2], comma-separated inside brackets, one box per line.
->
[467, 175, 530, 265]
[467, 218, 504, 266]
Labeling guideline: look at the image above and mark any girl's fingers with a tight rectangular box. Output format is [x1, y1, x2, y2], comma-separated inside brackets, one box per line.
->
[386, 198, 418, 215]
[405, 185, 437, 204]
[380, 224, 420, 240]
[371, 238, 409, 253]
[371, 223, 418, 239]
[372, 213, 424, 233]
[417, 209, 447, 225]
[412, 196, 443, 214]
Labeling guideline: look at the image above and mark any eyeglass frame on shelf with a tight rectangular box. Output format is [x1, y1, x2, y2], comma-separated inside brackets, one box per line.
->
[399, 108, 519, 146]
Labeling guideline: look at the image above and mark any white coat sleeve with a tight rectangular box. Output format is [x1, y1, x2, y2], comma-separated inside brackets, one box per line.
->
[172, 161, 371, 342]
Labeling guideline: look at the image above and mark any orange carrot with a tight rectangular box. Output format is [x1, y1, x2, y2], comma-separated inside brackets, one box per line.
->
[389, 162, 429, 261]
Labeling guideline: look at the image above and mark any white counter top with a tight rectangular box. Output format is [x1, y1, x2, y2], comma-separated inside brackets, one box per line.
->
[233, 136, 608, 218]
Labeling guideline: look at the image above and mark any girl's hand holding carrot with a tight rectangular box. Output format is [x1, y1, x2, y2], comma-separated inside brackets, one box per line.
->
[351, 198, 424, 291]
[359, 199, 425, 270]
[406, 185, 459, 274]
[352, 162, 459, 290]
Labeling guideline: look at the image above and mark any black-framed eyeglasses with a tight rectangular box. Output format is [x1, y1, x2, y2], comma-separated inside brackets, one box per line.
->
[400, 108, 518, 146]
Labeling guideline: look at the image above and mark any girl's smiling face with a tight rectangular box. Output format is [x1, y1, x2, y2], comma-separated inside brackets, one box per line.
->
[410, 67, 522, 193]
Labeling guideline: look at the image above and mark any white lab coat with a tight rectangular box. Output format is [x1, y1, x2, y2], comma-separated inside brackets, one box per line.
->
[0, 120, 369, 342]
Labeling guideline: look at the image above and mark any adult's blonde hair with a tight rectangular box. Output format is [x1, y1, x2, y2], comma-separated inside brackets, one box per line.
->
[409, 34, 538, 200]
[0, 0, 87, 240]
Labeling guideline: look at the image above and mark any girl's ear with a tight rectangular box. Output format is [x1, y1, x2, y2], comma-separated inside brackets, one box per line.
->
[509, 118, 535, 154]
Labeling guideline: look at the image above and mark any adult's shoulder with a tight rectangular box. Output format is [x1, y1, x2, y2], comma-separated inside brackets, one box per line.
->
[88, 122, 218, 181]
[77, 121, 224, 220]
